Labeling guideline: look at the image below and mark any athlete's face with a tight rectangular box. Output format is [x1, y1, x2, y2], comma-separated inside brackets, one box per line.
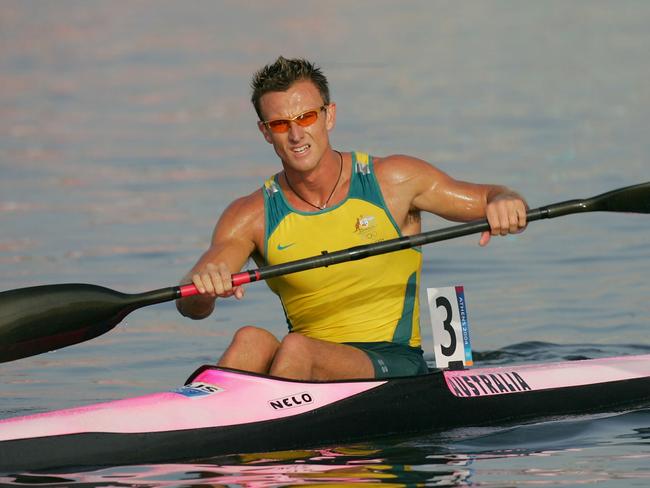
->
[257, 80, 336, 173]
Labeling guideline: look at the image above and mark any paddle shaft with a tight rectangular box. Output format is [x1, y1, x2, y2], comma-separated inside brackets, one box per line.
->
[181, 184, 643, 294]
[1, 181, 647, 362]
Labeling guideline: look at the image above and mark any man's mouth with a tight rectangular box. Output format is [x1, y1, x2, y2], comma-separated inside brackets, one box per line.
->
[292, 144, 310, 154]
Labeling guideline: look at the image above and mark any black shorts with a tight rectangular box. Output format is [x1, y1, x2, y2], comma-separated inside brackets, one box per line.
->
[345, 341, 429, 378]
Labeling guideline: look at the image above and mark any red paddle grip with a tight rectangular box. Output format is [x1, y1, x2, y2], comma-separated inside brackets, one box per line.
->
[177, 270, 261, 297]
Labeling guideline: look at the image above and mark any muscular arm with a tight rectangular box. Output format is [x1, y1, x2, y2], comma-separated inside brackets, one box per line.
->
[176, 191, 264, 319]
[375, 155, 528, 243]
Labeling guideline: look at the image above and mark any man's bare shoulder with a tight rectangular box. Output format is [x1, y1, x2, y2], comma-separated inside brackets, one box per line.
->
[223, 187, 264, 219]
[214, 187, 265, 247]
[373, 154, 449, 187]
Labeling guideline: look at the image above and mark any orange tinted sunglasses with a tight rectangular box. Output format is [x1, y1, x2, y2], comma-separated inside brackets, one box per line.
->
[261, 105, 327, 133]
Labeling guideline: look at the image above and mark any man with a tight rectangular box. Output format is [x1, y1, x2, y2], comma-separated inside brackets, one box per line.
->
[177, 56, 527, 381]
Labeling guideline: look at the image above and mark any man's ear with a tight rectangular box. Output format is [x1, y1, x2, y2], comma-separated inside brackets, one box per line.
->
[258, 121, 274, 144]
[325, 103, 336, 131]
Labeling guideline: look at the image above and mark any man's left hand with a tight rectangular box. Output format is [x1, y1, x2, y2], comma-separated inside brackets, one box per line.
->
[479, 192, 528, 246]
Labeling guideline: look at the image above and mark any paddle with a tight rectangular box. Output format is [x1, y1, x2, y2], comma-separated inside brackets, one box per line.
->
[1, 182, 648, 363]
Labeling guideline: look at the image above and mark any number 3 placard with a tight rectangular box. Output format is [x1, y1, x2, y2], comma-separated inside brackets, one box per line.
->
[427, 286, 473, 369]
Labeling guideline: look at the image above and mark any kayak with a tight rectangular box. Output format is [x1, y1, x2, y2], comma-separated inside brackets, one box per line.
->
[1, 354, 650, 472]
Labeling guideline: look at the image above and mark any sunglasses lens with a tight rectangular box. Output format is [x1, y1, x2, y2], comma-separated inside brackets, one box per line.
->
[268, 120, 291, 133]
[295, 110, 318, 127]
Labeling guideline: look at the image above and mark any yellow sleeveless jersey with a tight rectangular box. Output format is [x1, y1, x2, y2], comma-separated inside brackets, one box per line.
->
[263, 152, 422, 347]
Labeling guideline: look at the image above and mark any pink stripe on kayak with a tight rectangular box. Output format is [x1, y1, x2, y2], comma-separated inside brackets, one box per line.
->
[0, 369, 385, 441]
[444, 354, 650, 398]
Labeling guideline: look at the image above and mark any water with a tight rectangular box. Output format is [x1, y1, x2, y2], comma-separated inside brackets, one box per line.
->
[1, 0, 649, 485]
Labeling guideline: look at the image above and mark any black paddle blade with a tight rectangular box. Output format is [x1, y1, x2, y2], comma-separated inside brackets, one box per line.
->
[529, 181, 650, 220]
[589, 181, 650, 213]
[0, 284, 177, 363]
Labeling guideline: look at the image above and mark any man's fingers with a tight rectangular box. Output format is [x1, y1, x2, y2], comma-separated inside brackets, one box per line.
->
[479, 230, 491, 247]
[191, 262, 237, 297]
[484, 198, 528, 242]
[234, 286, 245, 300]
[509, 208, 521, 234]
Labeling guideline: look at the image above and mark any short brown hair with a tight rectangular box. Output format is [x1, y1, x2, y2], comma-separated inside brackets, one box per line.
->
[250, 56, 330, 120]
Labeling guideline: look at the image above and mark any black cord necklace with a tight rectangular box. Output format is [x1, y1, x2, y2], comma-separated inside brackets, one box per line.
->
[284, 150, 343, 210]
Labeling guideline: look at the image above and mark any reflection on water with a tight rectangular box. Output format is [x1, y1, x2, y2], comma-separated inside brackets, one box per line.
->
[2, 410, 650, 486]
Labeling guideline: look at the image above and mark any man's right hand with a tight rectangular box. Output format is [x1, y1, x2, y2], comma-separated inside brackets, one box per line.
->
[191, 262, 246, 300]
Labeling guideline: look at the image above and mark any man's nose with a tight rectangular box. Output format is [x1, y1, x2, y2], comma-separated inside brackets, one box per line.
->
[288, 121, 304, 142]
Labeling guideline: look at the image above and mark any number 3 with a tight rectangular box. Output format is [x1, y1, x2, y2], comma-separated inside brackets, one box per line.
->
[436, 296, 456, 357]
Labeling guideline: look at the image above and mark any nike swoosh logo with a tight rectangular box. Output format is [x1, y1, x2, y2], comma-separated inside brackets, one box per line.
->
[277, 243, 295, 251]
